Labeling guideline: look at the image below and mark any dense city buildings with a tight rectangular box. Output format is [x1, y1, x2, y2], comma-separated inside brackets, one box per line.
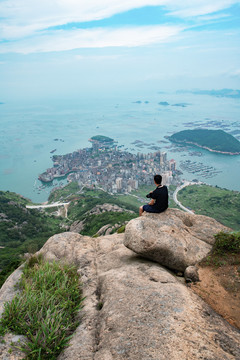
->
[38, 136, 181, 194]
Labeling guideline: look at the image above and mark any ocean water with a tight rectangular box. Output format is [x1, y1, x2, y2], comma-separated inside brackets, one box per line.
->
[0, 92, 240, 203]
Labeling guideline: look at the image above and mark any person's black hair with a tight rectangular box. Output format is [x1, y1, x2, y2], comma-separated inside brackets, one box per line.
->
[154, 174, 162, 185]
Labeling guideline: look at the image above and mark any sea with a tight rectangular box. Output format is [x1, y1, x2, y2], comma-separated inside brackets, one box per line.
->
[0, 91, 240, 203]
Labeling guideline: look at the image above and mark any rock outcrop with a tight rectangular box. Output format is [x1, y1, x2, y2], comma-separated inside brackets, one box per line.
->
[124, 208, 229, 271]
[69, 203, 133, 235]
[40, 232, 240, 359]
[0, 210, 239, 360]
[86, 203, 134, 216]
[0, 265, 26, 360]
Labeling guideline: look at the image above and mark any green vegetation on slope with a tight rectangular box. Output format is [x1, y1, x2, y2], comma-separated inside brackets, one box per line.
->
[49, 182, 177, 224]
[48, 181, 80, 202]
[177, 184, 240, 230]
[66, 187, 138, 235]
[213, 231, 240, 255]
[0, 184, 143, 285]
[169, 129, 240, 153]
[48, 182, 179, 237]
[0, 191, 63, 287]
[0, 255, 83, 359]
[2, 181, 238, 290]
[81, 212, 136, 236]
[201, 231, 240, 268]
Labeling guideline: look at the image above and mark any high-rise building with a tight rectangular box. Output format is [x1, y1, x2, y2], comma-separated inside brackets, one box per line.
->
[128, 179, 138, 190]
[168, 159, 176, 172]
[162, 171, 173, 185]
[116, 177, 123, 190]
[160, 152, 167, 166]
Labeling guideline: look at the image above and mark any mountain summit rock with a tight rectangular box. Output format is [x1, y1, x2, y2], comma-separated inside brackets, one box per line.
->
[0, 210, 239, 360]
[124, 208, 229, 271]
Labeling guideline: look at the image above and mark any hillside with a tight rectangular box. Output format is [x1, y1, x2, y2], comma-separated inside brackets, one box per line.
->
[0, 184, 140, 284]
[49, 183, 138, 236]
[177, 184, 240, 230]
[0, 191, 63, 287]
[169, 129, 240, 154]
[1, 181, 239, 287]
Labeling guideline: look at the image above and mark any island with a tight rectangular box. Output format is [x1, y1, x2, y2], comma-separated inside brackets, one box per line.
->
[169, 129, 240, 155]
[172, 103, 189, 107]
[176, 89, 240, 99]
[158, 102, 169, 106]
[89, 135, 114, 143]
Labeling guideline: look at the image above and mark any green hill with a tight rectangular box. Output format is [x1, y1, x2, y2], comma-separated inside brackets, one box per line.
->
[177, 184, 240, 230]
[0, 191, 63, 286]
[49, 184, 138, 236]
[169, 129, 240, 154]
[0, 184, 140, 285]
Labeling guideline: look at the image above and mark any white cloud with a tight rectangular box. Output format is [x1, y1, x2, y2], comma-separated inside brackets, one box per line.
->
[166, 0, 240, 17]
[0, 25, 184, 54]
[74, 54, 121, 61]
[198, 13, 230, 21]
[0, 0, 239, 40]
[228, 69, 240, 77]
[0, 0, 166, 39]
[0, 0, 239, 54]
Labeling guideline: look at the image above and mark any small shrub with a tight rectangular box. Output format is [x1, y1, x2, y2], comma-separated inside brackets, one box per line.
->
[25, 254, 43, 269]
[213, 231, 240, 255]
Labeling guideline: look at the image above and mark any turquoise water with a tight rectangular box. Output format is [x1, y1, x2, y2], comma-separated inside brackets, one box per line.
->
[0, 92, 240, 203]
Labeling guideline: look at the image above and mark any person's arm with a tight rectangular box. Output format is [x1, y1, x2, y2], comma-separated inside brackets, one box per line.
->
[148, 199, 155, 205]
[149, 188, 157, 199]
[146, 188, 157, 204]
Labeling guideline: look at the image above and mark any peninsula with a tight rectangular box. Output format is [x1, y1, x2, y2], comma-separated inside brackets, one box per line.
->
[38, 135, 180, 193]
[169, 129, 240, 155]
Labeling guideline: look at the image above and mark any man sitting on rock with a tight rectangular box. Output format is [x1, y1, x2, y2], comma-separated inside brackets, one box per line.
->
[139, 174, 168, 216]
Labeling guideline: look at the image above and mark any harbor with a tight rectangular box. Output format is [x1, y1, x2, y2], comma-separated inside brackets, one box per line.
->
[180, 160, 222, 179]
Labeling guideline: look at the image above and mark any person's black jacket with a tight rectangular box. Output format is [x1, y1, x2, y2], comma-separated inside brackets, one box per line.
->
[146, 185, 168, 212]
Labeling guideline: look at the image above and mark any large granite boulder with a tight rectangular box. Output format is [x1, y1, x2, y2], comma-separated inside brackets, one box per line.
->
[124, 208, 229, 271]
[1, 231, 240, 360]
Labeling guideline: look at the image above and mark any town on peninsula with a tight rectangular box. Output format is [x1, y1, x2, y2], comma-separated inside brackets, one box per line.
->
[38, 135, 181, 193]
[38, 129, 240, 194]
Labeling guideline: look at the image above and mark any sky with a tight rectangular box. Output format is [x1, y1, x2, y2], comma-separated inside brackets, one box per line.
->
[0, 0, 240, 100]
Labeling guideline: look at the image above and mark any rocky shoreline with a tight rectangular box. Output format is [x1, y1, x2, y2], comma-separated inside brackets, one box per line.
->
[176, 140, 240, 155]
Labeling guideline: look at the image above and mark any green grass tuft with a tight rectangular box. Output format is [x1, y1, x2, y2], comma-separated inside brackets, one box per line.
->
[213, 231, 240, 255]
[0, 256, 84, 359]
[201, 231, 240, 267]
[117, 225, 126, 234]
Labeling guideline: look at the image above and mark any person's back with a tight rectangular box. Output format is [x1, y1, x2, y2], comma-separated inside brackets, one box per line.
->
[139, 174, 168, 216]
[148, 185, 168, 212]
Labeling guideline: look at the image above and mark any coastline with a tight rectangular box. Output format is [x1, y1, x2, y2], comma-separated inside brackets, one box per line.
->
[170, 140, 240, 155]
